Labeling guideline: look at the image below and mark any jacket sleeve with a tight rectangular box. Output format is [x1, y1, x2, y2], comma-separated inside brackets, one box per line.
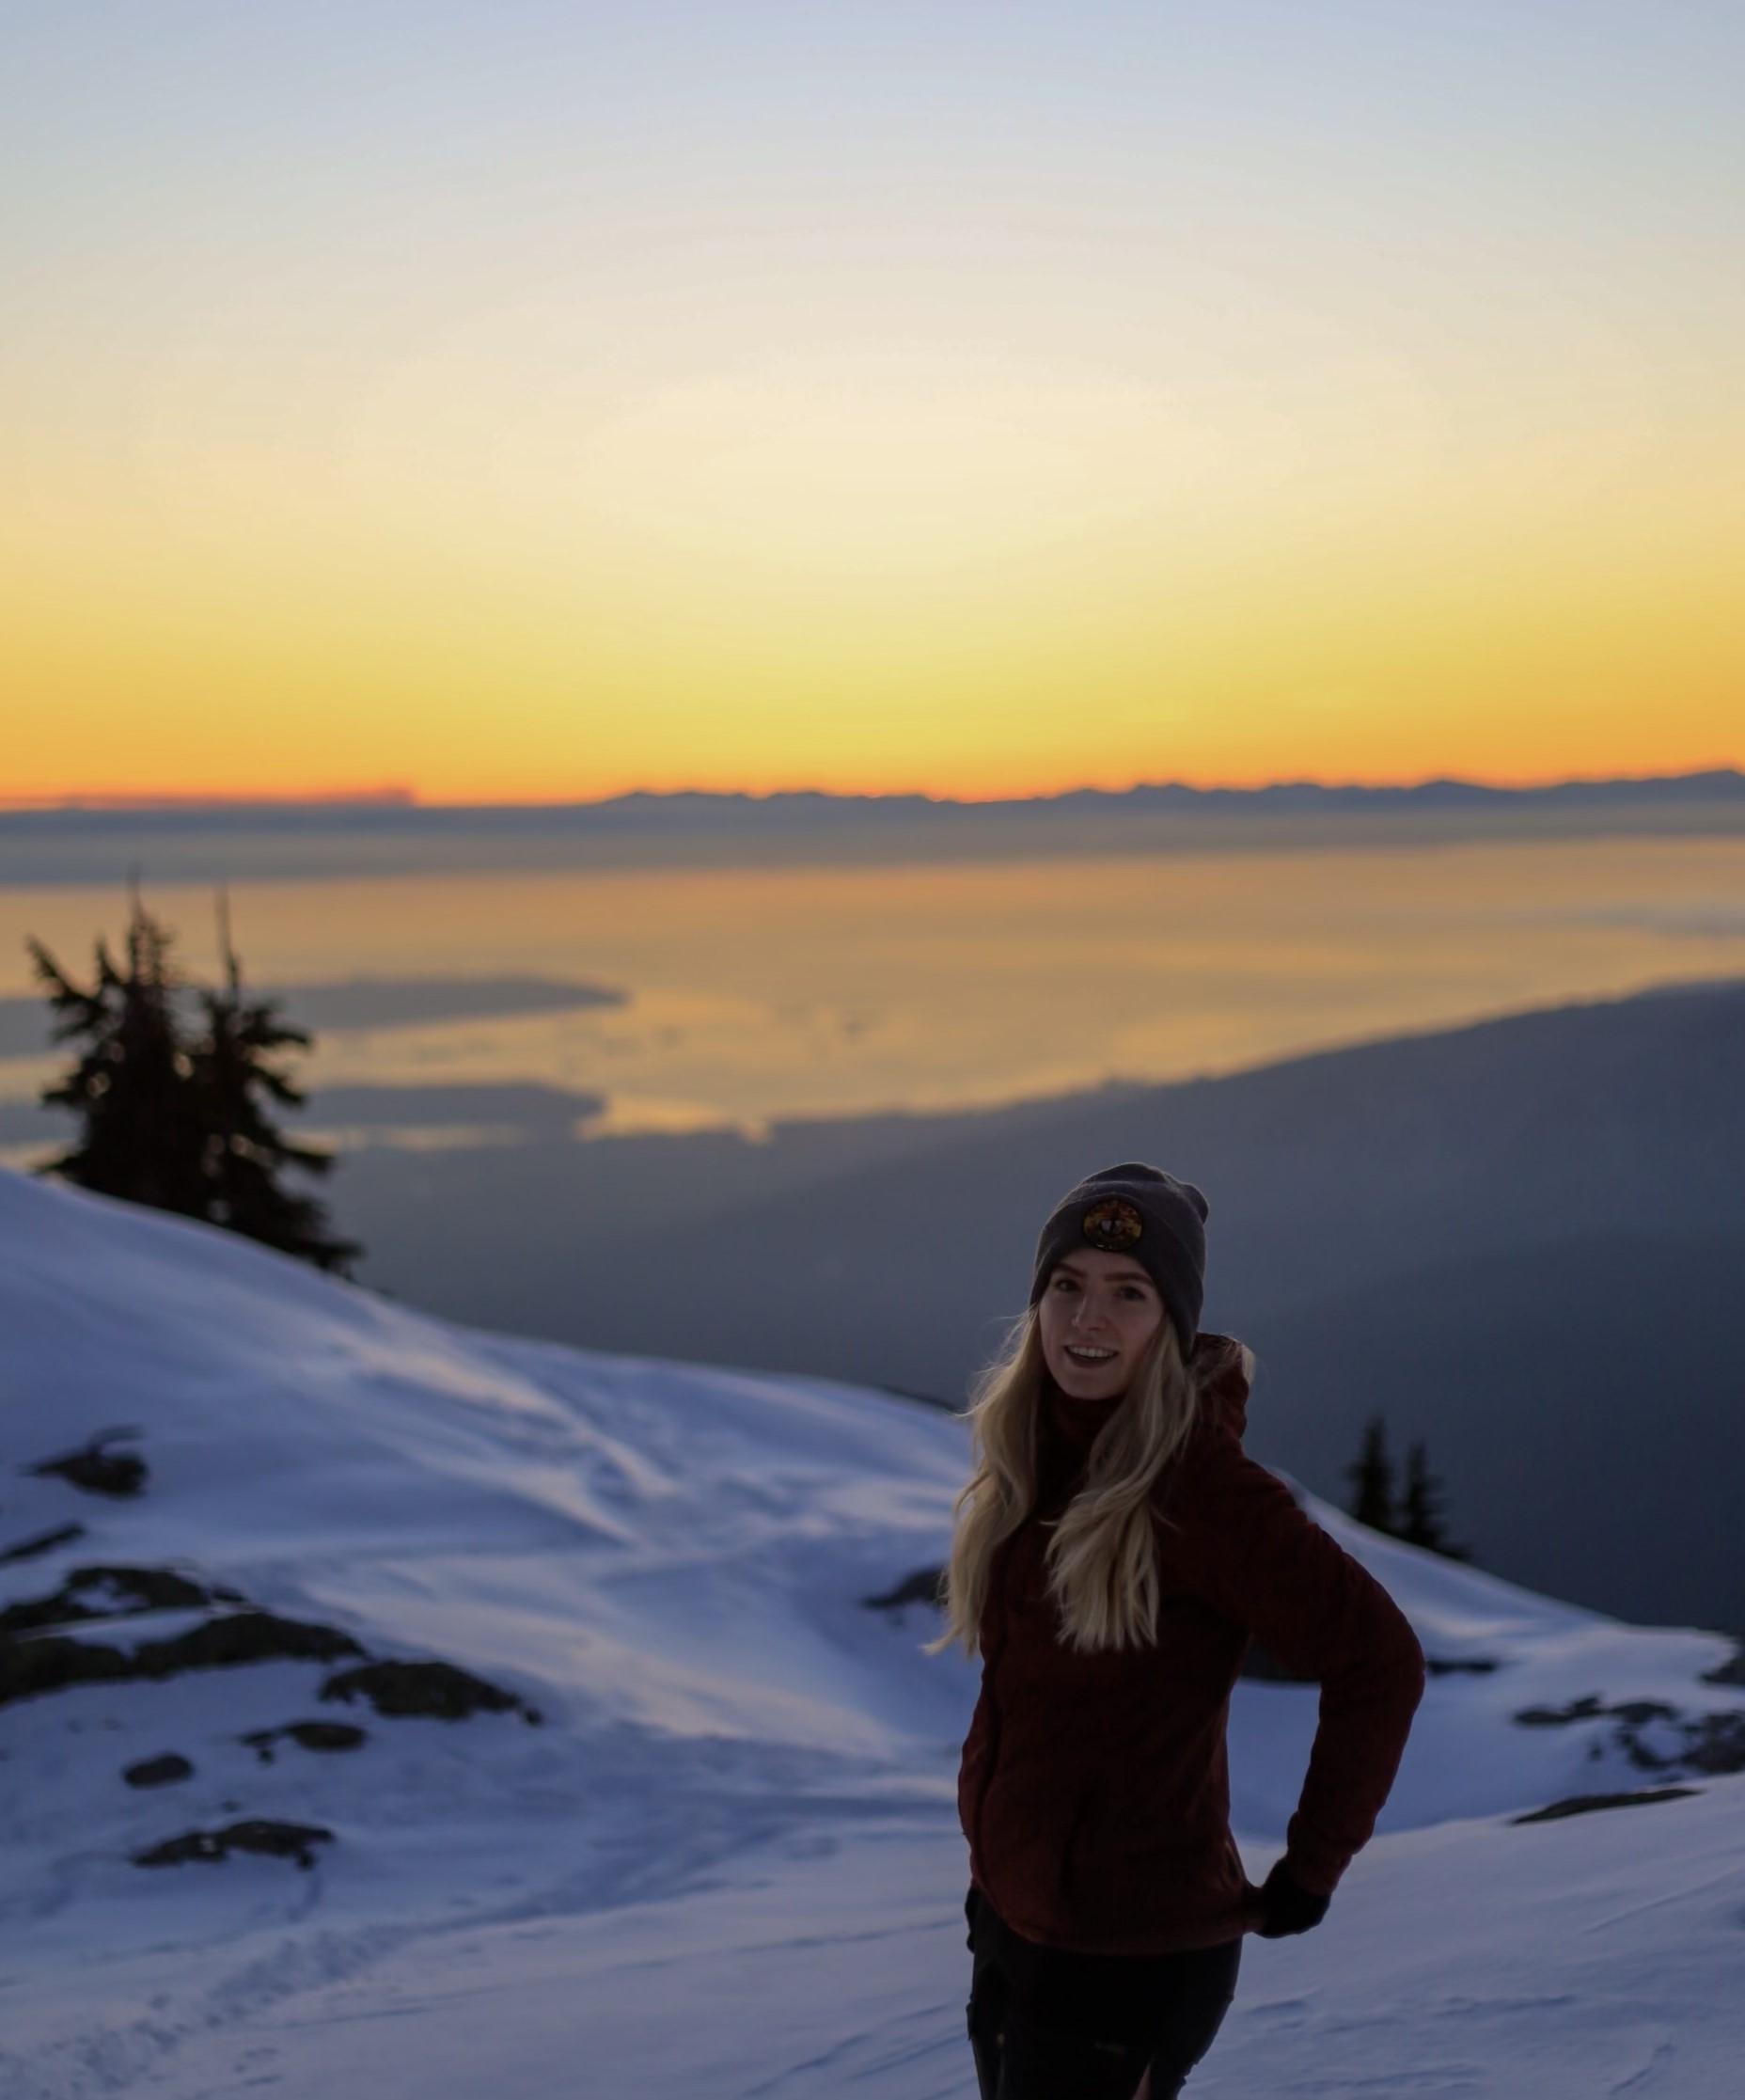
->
[1159, 1431, 1426, 1897]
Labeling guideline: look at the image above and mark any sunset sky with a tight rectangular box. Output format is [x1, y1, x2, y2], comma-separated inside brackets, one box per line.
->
[3, 1, 1741, 805]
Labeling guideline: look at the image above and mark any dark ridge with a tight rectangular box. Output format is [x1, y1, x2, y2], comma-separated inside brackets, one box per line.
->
[0, 1610, 366, 1710]
[0, 1564, 234, 1636]
[1608, 1700, 1685, 1728]
[1700, 1639, 1745, 1688]
[1510, 1787, 1701, 1825]
[8, 768, 1743, 837]
[319, 1659, 540, 1724]
[0, 1556, 538, 1738]
[135, 1612, 365, 1675]
[861, 1567, 946, 1612]
[1510, 1695, 1745, 1776]
[1622, 1712, 1745, 1776]
[242, 1720, 368, 1761]
[0, 1523, 86, 1568]
[9, 774, 1743, 884]
[24, 1430, 149, 1500]
[1513, 1696, 1681, 1729]
[134, 1819, 334, 1870]
[124, 1753, 193, 1788]
[1517, 1696, 1615, 1727]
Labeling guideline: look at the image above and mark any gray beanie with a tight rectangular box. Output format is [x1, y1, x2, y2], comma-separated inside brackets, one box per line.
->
[1029, 1161, 1209, 1350]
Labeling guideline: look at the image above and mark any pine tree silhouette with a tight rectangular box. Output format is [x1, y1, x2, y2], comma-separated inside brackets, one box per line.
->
[28, 887, 358, 1273]
[1344, 1413, 1397, 1534]
[28, 882, 207, 1216]
[1398, 1440, 1471, 1561]
[191, 892, 357, 1273]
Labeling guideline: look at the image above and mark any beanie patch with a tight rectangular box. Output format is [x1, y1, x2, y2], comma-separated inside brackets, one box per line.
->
[1081, 1197, 1144, 1252]
[1030, 1161, 1210, 1349]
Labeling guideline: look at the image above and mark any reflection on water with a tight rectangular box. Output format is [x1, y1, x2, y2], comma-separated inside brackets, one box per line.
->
[3, 835, 1744, 1129]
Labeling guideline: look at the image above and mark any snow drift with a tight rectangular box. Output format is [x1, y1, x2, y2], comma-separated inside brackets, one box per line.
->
[2, 1166, 1741, 2097]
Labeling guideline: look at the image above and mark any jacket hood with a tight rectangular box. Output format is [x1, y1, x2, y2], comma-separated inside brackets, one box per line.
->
[1193, 1330, 1251, 1442]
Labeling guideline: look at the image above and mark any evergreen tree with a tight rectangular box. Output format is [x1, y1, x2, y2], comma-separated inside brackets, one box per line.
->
[1398, 1440, 1470, 1561]
[191, 893, 358, 1273]
[28, 885, 208, 1216]
[28, 887, 359, 1273]
[1344, 1413, 1397, 1533]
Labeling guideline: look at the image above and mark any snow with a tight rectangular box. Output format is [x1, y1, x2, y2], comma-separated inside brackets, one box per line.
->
[2, 1164, 1741, 2098]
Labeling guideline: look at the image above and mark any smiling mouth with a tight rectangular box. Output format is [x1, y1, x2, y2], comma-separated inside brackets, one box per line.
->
[1063, 1345, 1118, 1364]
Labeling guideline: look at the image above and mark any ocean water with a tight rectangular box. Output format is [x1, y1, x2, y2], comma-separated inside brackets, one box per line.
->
[4, 832, 1744, 1134]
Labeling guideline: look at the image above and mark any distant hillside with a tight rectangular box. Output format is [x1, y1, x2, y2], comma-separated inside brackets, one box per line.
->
[6, 768, 1743, 882]
[338, 978, 1745, 1629]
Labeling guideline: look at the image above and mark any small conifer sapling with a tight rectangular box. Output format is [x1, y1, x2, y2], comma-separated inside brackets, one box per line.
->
[1398, 1440, 1470, 1561]
[28, 886, 358, 1273]
[28, 881, 206, 1216]
[192, 891, 358, 1272]
[1344, 1413, 1397, 1534]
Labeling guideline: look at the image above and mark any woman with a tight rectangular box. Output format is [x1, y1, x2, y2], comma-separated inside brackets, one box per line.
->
[934, 1162, 1425, 2099]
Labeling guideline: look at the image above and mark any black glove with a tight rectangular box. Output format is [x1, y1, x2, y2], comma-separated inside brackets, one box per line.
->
[1254, 1859, 1330, 1938]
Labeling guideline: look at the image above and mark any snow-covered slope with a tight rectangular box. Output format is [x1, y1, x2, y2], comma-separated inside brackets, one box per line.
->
[3, 1167, 1741, 2098]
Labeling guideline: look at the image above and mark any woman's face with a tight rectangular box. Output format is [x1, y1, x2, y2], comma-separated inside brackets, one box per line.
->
[1037, 1249, 1167, 1402]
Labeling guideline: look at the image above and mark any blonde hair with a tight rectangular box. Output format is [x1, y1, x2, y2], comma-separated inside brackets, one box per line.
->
[928, 1304, 1213, 1656]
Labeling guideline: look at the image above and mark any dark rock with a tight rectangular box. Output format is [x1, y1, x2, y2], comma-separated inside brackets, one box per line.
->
[133, 1818, 334, 1870]
[124, 1753, 194, 1788]
[1510, 1690, 1745, 1777]
[242, 1720, 368, 1763]
[1620, 1710, 1745, 1776]
[0, 1632, 132, 1707]
[1679, 1714, 1745, 1775]
[320, 1659, 539, 1724]
[1425, 1657, 1501, 1676]
[24, 1430, 148, 1500]
[1511, 1691, 1745, 1777]
[0, 1523, 86, 1567]
[1511, 1786, 1702, 1824]
[1514, 1695, 1606, 1727]
[1699, 1639, 1745, 1689]
[0, 1609, 365, 1711]
[861, 1567, 945, 1612]
[133, 1611, 364, 1678]
[0, 1564, 220, 1637]
[1609, 1699, 1680, 1728]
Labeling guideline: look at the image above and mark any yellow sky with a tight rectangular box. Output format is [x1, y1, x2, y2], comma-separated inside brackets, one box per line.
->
[3, 5, 1742, 804]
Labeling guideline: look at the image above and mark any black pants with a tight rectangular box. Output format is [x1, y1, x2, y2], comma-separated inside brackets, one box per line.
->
[966, 1887, 1240, 2100]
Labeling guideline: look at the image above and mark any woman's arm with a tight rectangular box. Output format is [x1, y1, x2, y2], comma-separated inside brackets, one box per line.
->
[1162, 1433, 1426, 1898]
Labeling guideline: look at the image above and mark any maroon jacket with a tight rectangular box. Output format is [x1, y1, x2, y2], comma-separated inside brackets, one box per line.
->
[956, 1333, 1425, 1954]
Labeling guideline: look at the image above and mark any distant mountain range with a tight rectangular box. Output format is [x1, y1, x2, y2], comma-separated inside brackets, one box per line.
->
[6, 769, 1744, 882]
[11, 766, 1745, 822]
[329, 976, 1745, 1632]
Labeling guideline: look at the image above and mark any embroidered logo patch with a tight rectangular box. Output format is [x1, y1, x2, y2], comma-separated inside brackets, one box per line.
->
[1081, 1197, 1143, 1251]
